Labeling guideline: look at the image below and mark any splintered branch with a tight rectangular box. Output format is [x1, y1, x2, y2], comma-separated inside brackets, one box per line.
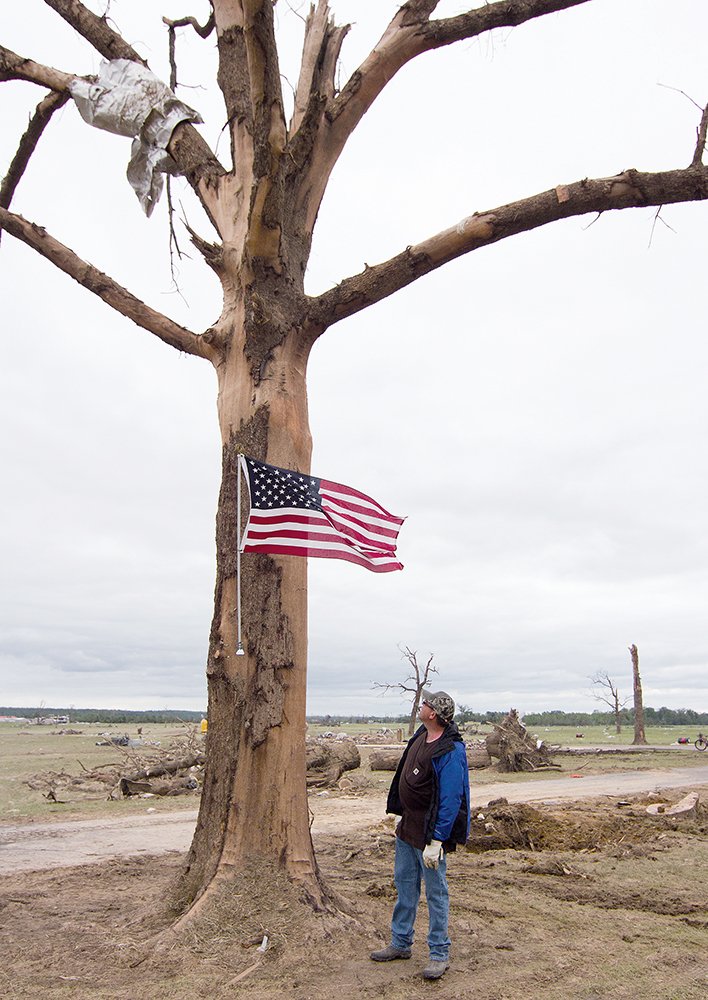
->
[308, 164, 708, 330]
[290, 1, 348, 133]
[692, 103, 708, 167]
[1, 91, 69, 216]
[0, 206, 221, 363]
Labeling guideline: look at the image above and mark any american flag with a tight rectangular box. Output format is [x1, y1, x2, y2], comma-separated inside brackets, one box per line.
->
[239, 455, 404, 573]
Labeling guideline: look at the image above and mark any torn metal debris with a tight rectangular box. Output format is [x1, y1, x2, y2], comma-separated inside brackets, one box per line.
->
[69, 59, 202, 216]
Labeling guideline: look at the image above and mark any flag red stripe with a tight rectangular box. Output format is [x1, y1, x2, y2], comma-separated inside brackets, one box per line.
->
[242, 540, 403, 572]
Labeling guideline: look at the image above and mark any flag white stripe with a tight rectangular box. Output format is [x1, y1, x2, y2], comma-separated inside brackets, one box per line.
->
[245, 521, 392, 558]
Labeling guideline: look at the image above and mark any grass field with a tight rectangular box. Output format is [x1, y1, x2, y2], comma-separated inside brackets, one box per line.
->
[1, 721, 706, 823]
[0, 721, 201, 822]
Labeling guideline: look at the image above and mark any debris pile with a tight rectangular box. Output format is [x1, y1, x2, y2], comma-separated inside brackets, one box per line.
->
[484, 708, 558, 772]
[353, 730, 406, 745]
[25, 728, 207, 803]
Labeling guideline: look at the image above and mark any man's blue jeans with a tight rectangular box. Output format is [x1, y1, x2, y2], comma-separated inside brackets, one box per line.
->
[390, 836, 451, 961]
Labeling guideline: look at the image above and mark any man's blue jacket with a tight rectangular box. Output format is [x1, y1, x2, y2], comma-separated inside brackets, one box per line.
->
[386, 721, 471, 851]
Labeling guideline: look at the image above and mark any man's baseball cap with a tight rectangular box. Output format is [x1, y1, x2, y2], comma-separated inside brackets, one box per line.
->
[421, 690, 455, 723]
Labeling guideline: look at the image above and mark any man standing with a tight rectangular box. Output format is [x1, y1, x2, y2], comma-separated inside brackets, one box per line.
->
[370, 690, 470, 980]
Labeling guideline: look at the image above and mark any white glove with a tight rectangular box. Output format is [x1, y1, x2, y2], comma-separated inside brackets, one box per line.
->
[422, 840, 443, 869]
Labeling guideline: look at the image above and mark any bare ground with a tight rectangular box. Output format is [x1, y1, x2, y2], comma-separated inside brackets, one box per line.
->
[2, 780, 707, 1000]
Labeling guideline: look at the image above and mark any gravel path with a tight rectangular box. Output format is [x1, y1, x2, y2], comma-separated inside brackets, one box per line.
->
[1, 764, 706, 874]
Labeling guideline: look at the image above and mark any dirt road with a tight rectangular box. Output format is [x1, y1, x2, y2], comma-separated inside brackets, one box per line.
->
[2, 764, 706, 874]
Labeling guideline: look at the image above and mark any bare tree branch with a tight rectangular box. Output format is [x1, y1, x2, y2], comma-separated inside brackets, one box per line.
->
[0, 43, 74, 90]
[164, 12, 216, 92]
[0, 206, 221, 363]
[292, 0, 592, 233]
[373, 645, 438, 736]
[41, 0, 148, 64]
[417, 0, 592, 48]
[210, 1, 288, 267]
[163, 13, 216, 40]
[0, 90, 69, 218]
[212, 1, 253, 169]
[308, 164, 708, 330]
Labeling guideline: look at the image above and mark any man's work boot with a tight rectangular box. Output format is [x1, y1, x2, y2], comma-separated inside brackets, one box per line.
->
[422, 959, 450, 979]
[370, 944, 412, 962]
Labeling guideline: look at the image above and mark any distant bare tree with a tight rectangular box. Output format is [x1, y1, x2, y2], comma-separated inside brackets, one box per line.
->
[590, 671, 629, 734]
[629, 644, 648, 745]
[373, 645, 438, 737]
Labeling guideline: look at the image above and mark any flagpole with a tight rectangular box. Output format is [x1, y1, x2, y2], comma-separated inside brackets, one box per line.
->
[236, 454, 245, 656]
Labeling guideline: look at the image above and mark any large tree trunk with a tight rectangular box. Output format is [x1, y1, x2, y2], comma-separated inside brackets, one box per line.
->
[629, 643, 648, 746]
[172, 317, 335, 919]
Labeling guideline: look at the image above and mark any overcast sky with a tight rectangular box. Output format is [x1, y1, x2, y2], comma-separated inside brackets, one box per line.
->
[2, 1, 708, 718]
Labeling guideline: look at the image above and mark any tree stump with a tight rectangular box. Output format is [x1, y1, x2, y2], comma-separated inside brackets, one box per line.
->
[485, 709, 557, 772]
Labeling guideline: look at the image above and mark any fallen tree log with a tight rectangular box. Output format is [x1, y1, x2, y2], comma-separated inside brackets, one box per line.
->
[306, 737, 360, 788]
[370, 743, 492, 771]
[369, 748, 404, 771]
[120, 753, 206, 783]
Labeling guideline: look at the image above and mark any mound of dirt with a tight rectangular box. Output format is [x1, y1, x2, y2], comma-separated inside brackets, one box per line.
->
[467, 793, 708, 853]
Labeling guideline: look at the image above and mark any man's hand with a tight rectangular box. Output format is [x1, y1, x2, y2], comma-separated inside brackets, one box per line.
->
[422, 840, 443, 869]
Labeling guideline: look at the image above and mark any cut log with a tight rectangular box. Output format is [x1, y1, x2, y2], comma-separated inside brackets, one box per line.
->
[466, 743, 492, 769]
[306, 736, 360, 787]
[369, 748, 404, 771]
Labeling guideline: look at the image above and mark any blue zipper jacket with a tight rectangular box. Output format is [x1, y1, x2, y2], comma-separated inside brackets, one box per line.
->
[386, 722, 471, 851]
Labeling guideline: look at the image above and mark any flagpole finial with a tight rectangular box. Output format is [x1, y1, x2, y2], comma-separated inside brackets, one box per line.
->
[236, 641, 245, 656]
